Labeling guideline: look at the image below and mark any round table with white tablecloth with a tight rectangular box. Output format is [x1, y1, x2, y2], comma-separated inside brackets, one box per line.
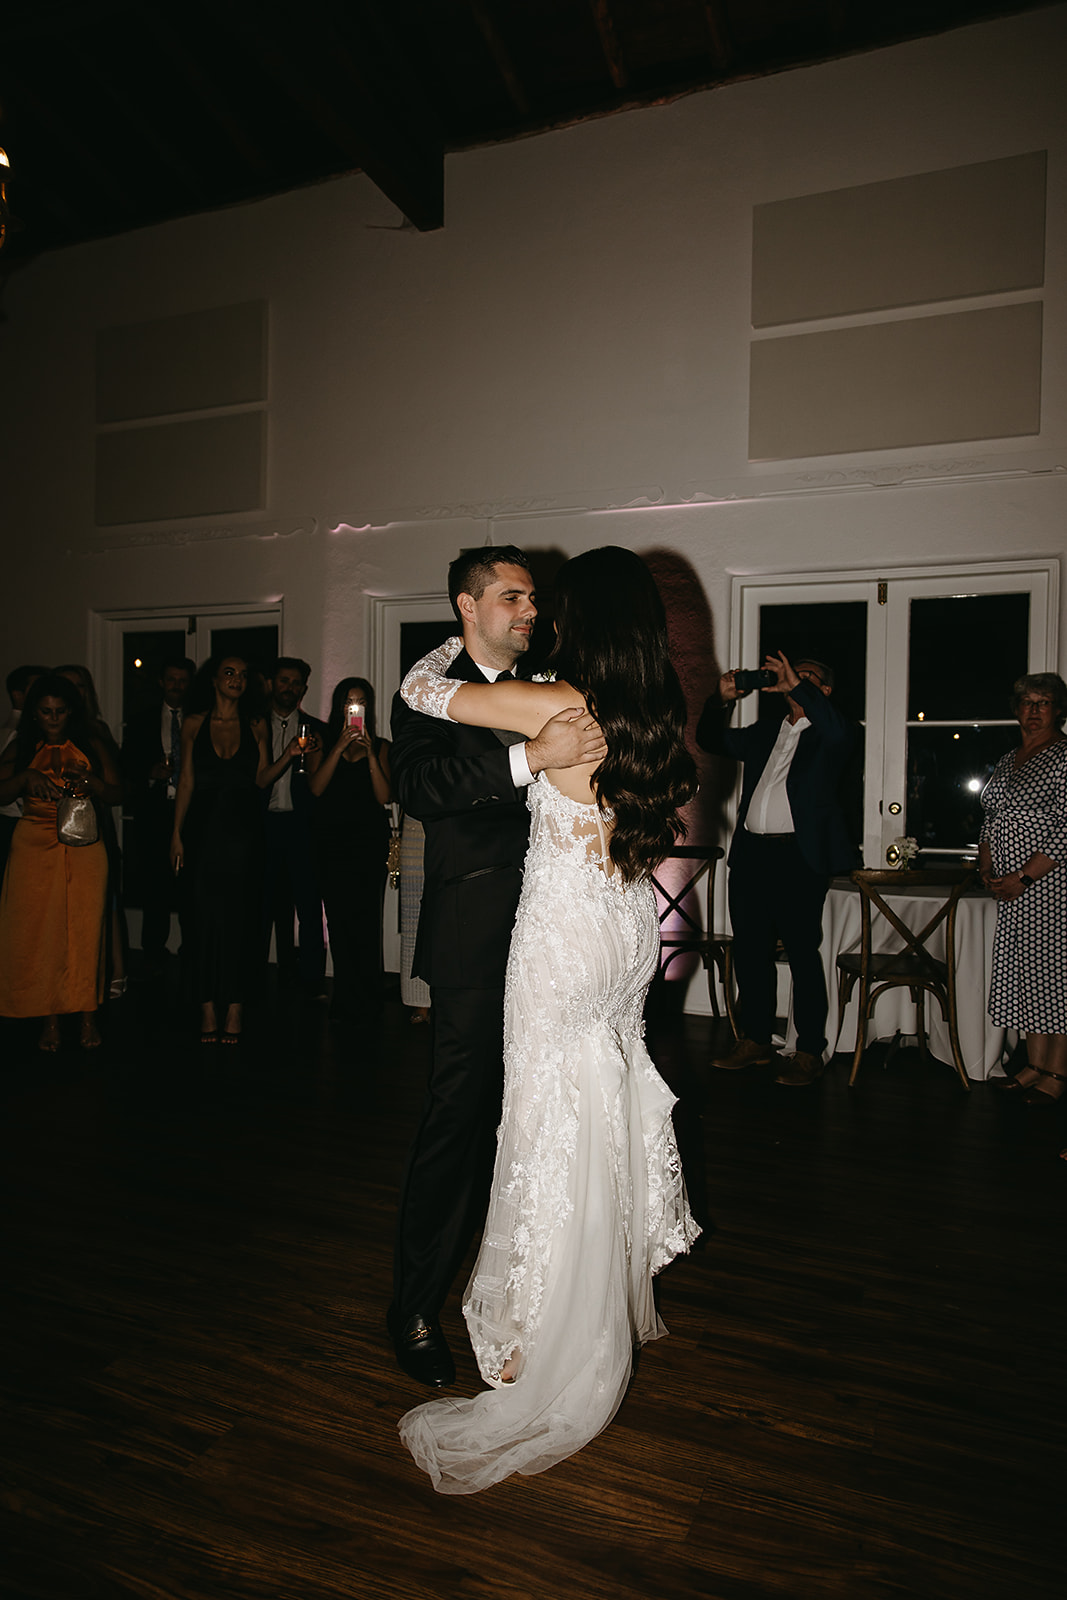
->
[784, 876, 1012, 1081]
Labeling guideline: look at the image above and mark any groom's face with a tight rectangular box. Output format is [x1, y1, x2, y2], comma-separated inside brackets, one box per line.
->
[460, 563, 537, 671]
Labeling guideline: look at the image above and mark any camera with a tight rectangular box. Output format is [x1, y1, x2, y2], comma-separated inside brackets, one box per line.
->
[733, 668, 776, 692]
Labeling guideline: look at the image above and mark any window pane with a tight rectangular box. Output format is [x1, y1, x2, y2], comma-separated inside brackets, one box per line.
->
[122, 628, 186, 727]
[758, 600, 868, 725]
[908, 594, 1029, 721]
[209, 624, 278, 682]
[400, 620, 457, 677]
[906, 725, 1018, 849]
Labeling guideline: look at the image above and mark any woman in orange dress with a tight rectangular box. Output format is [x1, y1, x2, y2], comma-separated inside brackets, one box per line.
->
[56, 660, 127, 998]
[0, 673, 121, 1050]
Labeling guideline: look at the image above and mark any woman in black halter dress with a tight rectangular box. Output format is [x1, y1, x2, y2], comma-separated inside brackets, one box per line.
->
[170, 656, 298, 1042]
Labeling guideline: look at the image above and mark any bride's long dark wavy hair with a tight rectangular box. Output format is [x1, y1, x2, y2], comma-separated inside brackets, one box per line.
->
[547, 547, 696, 882]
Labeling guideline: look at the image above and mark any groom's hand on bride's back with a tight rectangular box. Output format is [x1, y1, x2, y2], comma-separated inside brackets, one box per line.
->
[525, 708, 608, 775]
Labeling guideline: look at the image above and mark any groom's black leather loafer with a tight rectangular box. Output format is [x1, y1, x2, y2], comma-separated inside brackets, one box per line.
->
[389, 1310, 456, 1389]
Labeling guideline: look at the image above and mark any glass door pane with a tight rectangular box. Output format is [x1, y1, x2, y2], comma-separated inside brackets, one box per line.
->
[121, 623, 190, 734]
[753, 596, 870, 860]
[881, 572, 1047, 863]
[904, 591, 1029, 851]
[906, 725, 1019, 851]
[757, 600, 868, 726]
[907, 593, 1029, 721]
[207, 624, 278, 696]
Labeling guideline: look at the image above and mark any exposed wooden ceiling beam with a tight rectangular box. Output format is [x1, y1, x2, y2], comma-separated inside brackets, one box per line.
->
[824, 0, 852, 46]
[51, 29, 208, 203]
[139, 8, 274, 181]
[588, 0, 628, 91]
[217, 2, 444, 230]
[467, 0, 531, 117]
[702, 0, 733, 76]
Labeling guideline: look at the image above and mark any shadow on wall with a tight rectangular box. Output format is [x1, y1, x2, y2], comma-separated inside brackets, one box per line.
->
[641, 546, 733, 851]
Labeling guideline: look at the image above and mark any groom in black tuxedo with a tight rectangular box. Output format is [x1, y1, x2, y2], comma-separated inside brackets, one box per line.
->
[388, 545, 606, 1387]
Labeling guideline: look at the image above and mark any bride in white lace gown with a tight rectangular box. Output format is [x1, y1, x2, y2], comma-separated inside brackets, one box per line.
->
[397, 547, 700, 1494]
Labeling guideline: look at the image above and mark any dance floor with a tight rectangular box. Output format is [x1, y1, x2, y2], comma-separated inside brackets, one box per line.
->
[1, 966, 1064, 1600]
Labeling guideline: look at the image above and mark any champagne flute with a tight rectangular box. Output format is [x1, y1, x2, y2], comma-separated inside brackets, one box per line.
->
[296, 719, 310, 773]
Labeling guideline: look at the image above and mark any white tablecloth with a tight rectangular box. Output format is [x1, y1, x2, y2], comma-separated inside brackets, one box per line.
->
[784, 877, 1012, 1081]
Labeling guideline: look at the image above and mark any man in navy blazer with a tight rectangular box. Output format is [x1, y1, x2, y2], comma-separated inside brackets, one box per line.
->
[388, 545, 606, 1387]
[697, 651, 860, 1085]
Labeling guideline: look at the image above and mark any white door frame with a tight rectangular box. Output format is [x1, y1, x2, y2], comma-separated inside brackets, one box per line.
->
[365, 592, 454, 973]
[365, 591, 453, 717]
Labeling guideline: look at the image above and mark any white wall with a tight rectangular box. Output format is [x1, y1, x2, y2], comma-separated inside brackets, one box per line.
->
[2, 6, 1065, 722]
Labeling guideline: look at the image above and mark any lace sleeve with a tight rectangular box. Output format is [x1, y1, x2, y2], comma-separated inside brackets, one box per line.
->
[400, 636, 466, 721]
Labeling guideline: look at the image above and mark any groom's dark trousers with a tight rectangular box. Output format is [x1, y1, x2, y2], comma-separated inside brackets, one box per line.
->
[389, 650, 530, 1325]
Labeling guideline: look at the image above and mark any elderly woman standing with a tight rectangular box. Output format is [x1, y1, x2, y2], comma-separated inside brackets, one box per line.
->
[980, 672, 1067, 1107]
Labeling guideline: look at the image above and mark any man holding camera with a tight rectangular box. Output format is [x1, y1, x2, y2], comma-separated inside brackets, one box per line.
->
[697, 651, 860, 1085]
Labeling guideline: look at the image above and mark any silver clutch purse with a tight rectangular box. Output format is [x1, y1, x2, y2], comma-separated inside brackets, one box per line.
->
[56, 789, 99, 847]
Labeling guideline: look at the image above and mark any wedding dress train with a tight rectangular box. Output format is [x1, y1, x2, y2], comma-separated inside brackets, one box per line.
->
[398, 770, 699, 1493]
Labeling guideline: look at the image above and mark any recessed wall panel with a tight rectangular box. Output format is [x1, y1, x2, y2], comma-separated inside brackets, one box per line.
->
[752, 153, 1046, 327]
[96, 301, 267, 422]
[95, 411, 266, 525]
[748, 301, 1042, 460]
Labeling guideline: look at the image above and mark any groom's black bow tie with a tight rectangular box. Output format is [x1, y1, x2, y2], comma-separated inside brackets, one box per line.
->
[494, 671, 514, 682]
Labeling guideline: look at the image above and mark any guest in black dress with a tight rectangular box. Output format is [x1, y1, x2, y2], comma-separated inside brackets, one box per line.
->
[306, 677, 392, 1022]
[170, 656, 299, 1043]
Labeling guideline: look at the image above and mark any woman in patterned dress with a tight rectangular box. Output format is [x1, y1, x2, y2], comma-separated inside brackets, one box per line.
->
[979, 672, 1067, 1108]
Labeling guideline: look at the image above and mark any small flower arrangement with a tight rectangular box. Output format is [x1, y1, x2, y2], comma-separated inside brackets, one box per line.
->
[890, 835, 920, 868]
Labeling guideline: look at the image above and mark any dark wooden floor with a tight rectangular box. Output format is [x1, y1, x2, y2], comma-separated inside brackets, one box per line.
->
[2, 968, 1065, 1600]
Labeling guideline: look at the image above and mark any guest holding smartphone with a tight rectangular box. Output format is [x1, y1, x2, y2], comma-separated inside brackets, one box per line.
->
[307, 678, 392, 1023]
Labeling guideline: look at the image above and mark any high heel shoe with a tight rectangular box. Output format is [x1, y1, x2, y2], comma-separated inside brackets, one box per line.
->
[995, 1070, 1039, 1095]
[1023, 1068, 1067, 1108]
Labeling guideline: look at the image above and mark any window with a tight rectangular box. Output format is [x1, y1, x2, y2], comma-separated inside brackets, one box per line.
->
[734, 561, 1057, 866]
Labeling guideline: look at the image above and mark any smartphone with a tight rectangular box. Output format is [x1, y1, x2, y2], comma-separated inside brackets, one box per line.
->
[345, 703, 365, 735]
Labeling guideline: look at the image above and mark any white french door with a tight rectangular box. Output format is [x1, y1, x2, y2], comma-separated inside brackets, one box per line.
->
[734, 560, 1058, 868]
[91, 603, 284, 737]
[366, 592, 455, 972]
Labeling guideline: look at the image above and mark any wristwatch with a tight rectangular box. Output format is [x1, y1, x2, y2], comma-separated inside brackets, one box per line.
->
[1018, 872, 1035, 888]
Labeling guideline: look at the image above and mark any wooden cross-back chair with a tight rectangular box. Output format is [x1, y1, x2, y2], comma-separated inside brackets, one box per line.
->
[651, 845, 738, 1039]
[836, 867, 978, 1090]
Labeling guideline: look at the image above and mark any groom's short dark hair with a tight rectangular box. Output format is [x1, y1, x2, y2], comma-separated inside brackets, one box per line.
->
[448, 545, 532, 622]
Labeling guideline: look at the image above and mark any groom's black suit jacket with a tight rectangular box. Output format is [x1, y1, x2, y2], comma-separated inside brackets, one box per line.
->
[390, 647, 530, 990]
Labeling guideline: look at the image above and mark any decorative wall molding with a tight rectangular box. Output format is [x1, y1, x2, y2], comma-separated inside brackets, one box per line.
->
[83, 517, 317, 552]
[324, 450, 1067, 535]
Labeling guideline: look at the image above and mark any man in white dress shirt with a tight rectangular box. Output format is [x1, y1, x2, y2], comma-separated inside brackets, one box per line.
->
[697, 651, 860, 1085]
